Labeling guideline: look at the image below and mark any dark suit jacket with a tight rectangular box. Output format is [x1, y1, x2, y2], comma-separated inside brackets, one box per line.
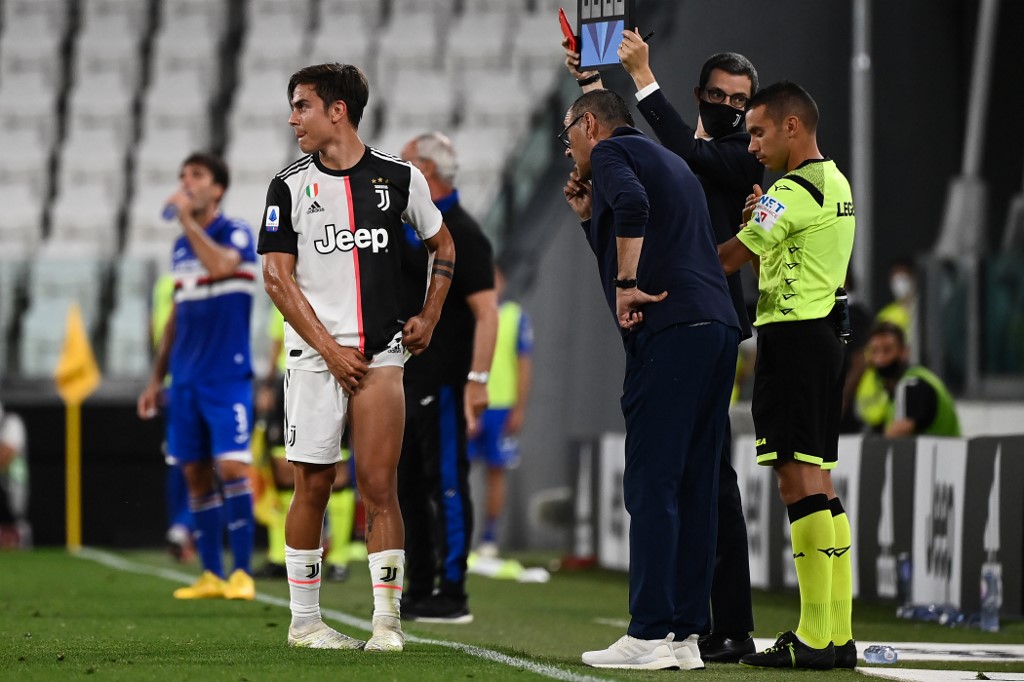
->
[636, 87, 764, 340]
[582, 127, 739, 340]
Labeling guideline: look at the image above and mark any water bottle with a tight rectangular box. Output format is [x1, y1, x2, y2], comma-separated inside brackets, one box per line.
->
[161, 204, 178, 220]
[896, 552, 912, 606]
[863, 645, 898, 664]
[980, 568, 1001, 632]
[834, 287, 852, 343]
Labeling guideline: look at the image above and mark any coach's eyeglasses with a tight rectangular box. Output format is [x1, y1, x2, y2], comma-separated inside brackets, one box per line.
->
[703, 87, 749, 110]
[558, 113, 585, 148]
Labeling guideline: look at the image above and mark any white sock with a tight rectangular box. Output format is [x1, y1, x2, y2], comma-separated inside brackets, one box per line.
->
[286, 545, 323, 629]
[368, 549, 404, 619]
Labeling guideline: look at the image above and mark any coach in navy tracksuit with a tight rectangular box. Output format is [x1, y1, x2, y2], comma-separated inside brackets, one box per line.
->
[561, 89, 739, 670]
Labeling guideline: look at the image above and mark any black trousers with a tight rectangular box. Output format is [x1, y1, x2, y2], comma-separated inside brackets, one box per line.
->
[709, 420, 755, 635]
[397, 381, 474, 602]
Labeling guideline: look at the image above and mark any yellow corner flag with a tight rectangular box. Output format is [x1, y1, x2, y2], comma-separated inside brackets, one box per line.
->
[55, 303, 101, 404]
[54, 303, 101, 552]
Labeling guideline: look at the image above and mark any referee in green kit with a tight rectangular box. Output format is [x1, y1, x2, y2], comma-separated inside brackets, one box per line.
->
[718, 81, 856, 670]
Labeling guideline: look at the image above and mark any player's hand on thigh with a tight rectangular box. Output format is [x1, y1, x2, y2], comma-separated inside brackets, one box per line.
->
[326, 346, 369, 395]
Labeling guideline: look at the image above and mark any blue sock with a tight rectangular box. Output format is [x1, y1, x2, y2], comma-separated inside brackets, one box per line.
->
[191, 492, 224, 578]
[166, 465, 193, 531]
[482, 518, 498, 544]
[222, 478, 254, 575]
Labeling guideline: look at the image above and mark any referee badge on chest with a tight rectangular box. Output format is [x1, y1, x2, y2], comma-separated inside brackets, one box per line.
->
[372, 177, 390, 211]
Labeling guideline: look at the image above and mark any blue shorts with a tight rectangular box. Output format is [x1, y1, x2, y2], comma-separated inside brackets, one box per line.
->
[166, 379, 253, 465]
[468, 408, 520, 469]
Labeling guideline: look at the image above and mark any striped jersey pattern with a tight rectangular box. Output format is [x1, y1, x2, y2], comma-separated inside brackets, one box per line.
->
[257, 148, 442, 369]
[170, 213, 257, 384]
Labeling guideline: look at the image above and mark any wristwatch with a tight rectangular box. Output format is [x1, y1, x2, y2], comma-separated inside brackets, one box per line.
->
[612, 277, 638, 289]
[467, 371, 490, 384]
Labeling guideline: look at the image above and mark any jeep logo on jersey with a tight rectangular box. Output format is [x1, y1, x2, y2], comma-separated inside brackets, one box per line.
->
[373, 178, 391, 211]
[313, 223, 389, 254]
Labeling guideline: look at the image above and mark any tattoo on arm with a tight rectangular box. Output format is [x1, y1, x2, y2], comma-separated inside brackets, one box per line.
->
[433, 259, 455, 269]
[431, 265, 454, 280]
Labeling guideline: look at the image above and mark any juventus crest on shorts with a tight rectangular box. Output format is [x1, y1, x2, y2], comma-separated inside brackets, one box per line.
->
[258, 148, 442, 369]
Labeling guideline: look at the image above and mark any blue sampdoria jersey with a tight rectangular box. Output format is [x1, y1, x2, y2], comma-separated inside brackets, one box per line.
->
[169, 214, 257, 385]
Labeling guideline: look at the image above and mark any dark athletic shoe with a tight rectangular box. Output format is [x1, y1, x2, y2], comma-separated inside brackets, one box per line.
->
[740, 631, 835, 670]
[401, 594, 473, 624]
[698, 633, 756, 663]
[834, 639, 858, 668]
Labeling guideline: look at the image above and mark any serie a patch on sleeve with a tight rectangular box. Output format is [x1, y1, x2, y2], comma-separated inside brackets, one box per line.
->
[265, 205, 280, 232]
[752, 194, 787, 232]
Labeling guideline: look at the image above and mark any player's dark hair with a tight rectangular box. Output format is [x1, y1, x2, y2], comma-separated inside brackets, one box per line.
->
[869, 321, 907, 347]
[746, 80, 819, 131]
[569, 89, 634, 128]
[182, 152, 229, 190]
[288, 63, 369, 129]
[698, 52, 759, 95]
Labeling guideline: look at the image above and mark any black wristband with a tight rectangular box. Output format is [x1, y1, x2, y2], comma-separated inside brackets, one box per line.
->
[577, 73, 601, 86]
[612, 277, 638, 289]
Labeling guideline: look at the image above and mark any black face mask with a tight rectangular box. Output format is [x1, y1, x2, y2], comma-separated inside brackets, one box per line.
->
[876, 359, 907, 381]
[699, 101, 745, 139]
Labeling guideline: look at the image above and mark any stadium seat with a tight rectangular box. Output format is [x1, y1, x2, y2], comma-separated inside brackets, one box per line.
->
[308, 13, 374, 77]
[133, 130, 197, 192]
[228, 70, 295, 133]
[0, 128, 50, 189]
[0, 0, 68, 39]
[48, 185, 120, 257]
[220, 182, 273, 235]
[462, 71, 532, 133]
[25, 258, 107, 332]
[320, 0, 385, 28]
[0, 179, 44, 259]
[58, 128, 128, 203]
[368, 126, 422, 159]
[377, 12, 442, 74]
[381, 69, 457, 131]
[105, 299, 151, 377]
[462, 0, 530, 13]
[512, 11, 566, 96]
[224, 128, 294, 188]
[444, 12, 513, 85]
[0, 73, 60, 148]
[72, 20, 146, 91]
[452, 126, 518, 177]
[141, 70, 213, 146]
[66, 72, 135, 138]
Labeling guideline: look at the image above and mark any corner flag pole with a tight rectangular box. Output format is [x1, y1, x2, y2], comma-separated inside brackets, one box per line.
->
[54, 303, 101, 552]
[66, 402, 83, 550]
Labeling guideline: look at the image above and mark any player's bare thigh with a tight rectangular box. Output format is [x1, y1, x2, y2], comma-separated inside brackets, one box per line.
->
[349, 365, 406, 491]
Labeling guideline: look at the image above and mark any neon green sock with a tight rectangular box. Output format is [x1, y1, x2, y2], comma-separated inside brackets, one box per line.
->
[830, 501, 854, 645]
[325, 488, 355, 566]
[789, 499, 835, 649]
[268, 489, 292, 565]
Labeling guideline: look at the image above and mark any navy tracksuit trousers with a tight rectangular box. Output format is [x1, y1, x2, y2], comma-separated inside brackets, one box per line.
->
[621, 320, 738, 640]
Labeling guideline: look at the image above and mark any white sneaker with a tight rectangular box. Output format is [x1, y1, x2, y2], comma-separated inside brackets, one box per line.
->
[364, 615, 405, 652]
[581, 633, 679, 670]
[288, 621, 365, 649]
[670, 634, 707, 670]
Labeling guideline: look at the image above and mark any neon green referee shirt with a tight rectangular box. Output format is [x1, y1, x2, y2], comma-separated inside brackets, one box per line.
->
[737, 158, 855, 327]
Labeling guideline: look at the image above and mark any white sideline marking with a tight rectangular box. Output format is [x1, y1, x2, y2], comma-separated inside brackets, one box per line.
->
[77, 548, 611, 682]
[752, 638, 1024, 663]
[858, 669, 1024, 681]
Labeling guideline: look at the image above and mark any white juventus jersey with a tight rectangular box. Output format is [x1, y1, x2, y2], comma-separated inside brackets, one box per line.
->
[257, 147, 442, 370]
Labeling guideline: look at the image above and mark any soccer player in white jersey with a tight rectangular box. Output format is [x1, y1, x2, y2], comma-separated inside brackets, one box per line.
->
[257, 63, 455, 652]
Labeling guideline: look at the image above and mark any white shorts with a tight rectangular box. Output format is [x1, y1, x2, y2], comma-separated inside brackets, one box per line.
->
[283, 332, 406, 464]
